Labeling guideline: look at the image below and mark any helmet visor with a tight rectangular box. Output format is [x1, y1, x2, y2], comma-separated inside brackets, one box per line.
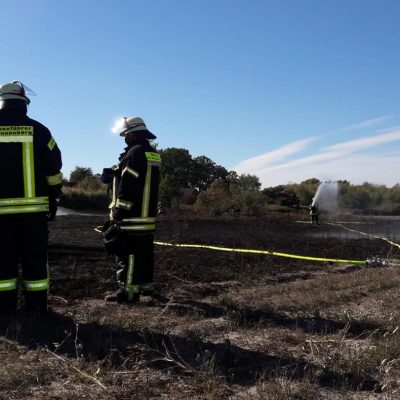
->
[111, 117, 128, 135]
[0, 81, 36, 104]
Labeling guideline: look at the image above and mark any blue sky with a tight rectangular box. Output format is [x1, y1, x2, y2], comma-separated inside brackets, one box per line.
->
[2, 0, 399, 187]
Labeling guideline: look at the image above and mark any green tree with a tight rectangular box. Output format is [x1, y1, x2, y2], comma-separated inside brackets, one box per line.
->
[226, 170, 239, 185]
[159, 148, 194, 189]
[263, 185, 300, 207]
[192, 156, 228, 191]
[294, 178, 320, 206]
[159, 148, 230, 208]
[360, 182, 386, 209]
[69, 166, 95, 184]
[158, 148, 194, 207]
[382, 184, 400, 214]
[195, 178, 232, 215]
[230, 174, 261, 193]
[229, 174, 264, 215]
[341, 186, 372, 210]
[159, 174, 181, 208]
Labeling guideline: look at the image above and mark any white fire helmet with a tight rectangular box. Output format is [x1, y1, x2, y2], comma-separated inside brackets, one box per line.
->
[0, 80, 31, 104]
[112, 116, 156, 139]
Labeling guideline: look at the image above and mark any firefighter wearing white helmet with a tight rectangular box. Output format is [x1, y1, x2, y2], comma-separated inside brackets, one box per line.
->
[112, 116, 157, 139]
[0, 80, 31, 104]
[0, 80, 63, 316]
[102, 116, 163, 304]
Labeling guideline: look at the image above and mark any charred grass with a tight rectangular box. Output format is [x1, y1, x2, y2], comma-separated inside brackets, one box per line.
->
[1, 214, 400, 399]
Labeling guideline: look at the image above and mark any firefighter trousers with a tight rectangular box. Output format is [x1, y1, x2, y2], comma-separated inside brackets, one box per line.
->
[114, 233, 155, 299]
[0, 213, 49, 314]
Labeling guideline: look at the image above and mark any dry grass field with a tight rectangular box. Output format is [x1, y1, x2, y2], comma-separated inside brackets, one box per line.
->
[1, 212, 400, 399]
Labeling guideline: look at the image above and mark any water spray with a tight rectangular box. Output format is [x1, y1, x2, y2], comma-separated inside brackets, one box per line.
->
[312, 181, 339, 209]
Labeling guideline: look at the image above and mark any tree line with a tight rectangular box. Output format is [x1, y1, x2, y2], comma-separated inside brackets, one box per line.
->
[62, 148, 400, 215]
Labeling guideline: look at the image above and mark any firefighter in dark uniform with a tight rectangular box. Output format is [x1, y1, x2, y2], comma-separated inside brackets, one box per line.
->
[0, 81, 62, 315]
[102, 117, 161, 304]
[309, 204, 319, 224]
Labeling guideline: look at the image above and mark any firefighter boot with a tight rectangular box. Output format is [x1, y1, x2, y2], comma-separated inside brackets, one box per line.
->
[105, 289, 140, 304]
[105, 262, 140, 303]
[140, 285, 169, 303]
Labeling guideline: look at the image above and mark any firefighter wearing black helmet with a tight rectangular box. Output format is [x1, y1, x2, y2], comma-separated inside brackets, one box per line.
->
[102, 117, 161, 304]
[0, 80, 62, 316]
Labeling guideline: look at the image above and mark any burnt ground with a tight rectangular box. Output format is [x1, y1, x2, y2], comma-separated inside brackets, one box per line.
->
[1, 212, 400, 399]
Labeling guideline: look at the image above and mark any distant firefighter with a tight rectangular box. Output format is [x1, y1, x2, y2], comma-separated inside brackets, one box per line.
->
[0, 81, 62, 316]
[101, 117, 162, 304]
[309, 204, 319, 224]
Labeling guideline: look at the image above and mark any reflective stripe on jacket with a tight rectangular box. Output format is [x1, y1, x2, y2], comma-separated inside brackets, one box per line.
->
[0, 109, 62, 215]
[109, 141, 161, 232]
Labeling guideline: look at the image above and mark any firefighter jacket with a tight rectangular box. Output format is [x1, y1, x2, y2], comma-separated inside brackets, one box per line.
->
[109, 140, 161, 233]
[309, 206, 319, 216]
[0, 108, 62, 215]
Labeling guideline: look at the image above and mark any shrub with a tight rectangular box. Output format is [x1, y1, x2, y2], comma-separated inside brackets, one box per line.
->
[60, 180, 109, 210]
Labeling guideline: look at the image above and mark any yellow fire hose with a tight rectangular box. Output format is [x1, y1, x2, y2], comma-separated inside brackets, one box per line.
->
[96, 220, 400, 266]
[154, 241, 366, 265]
[324, 222, 400, 250]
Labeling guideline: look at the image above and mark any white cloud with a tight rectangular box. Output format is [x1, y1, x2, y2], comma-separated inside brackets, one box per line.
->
[325, 129, 400, 153]
[258, 151, 400, 187]
[338, 115, 395, 132]
[232, 122, 400, 188]
[233, 136, 317, 173]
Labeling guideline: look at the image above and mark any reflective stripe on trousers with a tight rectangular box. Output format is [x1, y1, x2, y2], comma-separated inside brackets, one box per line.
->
[125, 254, 139, 298]
[0, 278, 17, 291]
[24, 278, 49, 291]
